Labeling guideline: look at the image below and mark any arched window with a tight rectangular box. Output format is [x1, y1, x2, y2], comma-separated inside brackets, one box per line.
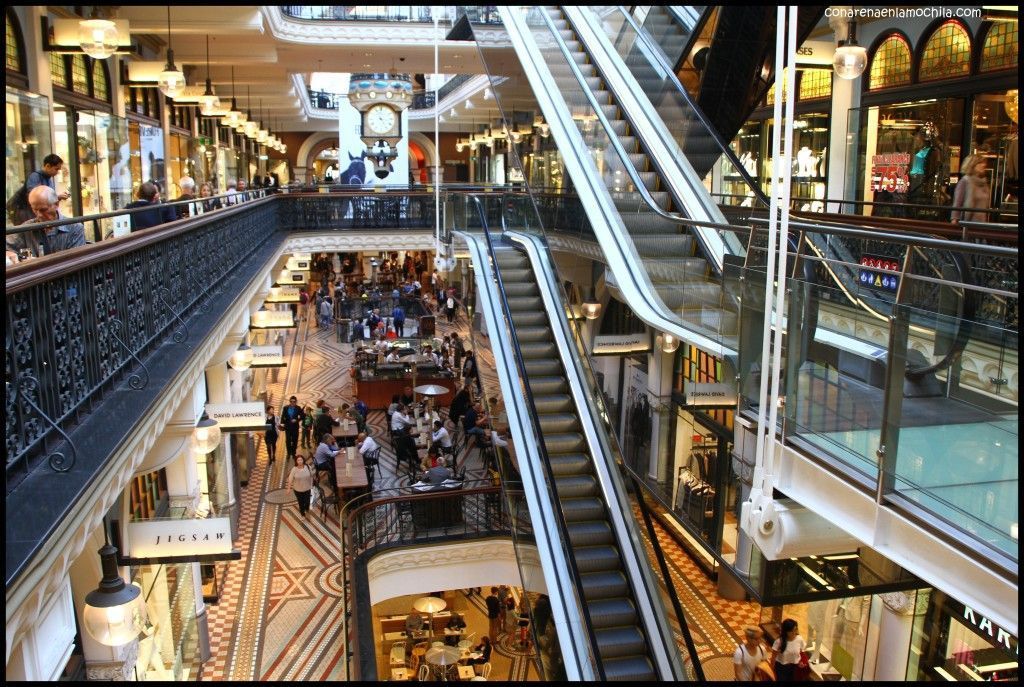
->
[868, 33, 912, 90]
[980, 21, 1018, 72]
[92, 60, 110, 102]
[71, 54, 90, 94]
[50, 53, 69, 89]
[766, 68, 789, 106]
[798, 69, 832, 101]
[918, 20, 971, 81]
[6, 9, 24, 74]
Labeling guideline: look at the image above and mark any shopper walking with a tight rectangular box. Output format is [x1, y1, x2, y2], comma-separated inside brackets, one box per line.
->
[286, 455, 315, 518]
[281, 396, 304, 461]
[486, 587, 502, 640]
[264, 406, 281, 464]
[771, 618, 807, 682]
[300, 405, 314, 448]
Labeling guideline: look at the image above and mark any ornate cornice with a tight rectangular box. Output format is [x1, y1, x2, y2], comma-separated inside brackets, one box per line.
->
[282, 232, 436, 253]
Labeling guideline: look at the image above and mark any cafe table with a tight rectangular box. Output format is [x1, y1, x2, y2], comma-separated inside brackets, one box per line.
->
[457, 666, 476, 680]
[334, 447, 368, 493]
[334, 423, 359, 447]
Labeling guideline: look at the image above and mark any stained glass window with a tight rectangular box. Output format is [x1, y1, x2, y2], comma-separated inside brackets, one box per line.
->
[980, 21, 1018, 72]
[6, 11, 22, 73]
[766, 68, 790, 106]
[919, 20, 971, 81]
[50, 53, 68, 89]
[92, 61, 109, 102]
[71, 54, 89, 94]
[869, 34, 912, 90]
[798, 69, 832, 100]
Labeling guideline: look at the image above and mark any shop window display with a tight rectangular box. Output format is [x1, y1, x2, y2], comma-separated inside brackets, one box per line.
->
[848, 99, 963, 220]
[970, 92, 1018, 208]
[133, 563, 201, 681]
[5, 87, 52, 218]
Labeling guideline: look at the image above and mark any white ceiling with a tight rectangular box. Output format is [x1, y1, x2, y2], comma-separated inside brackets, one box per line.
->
[112, 6, 524, 133]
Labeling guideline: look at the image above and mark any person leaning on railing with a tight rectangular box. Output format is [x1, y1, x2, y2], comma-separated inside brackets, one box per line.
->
[125, 182, 176, 232]
[6, 186, 86, 265]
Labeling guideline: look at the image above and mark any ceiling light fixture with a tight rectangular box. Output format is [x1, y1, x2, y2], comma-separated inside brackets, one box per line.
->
[78, 8, 119, 60]
[157, 6, 186, 98]
[198, 35, 220, 116]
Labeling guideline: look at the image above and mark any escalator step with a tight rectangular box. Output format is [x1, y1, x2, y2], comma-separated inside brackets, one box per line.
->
[619, 213, 690, 235]
[514, 326, 552, 344]
[502, 281, 539, 298]
[579, 570, 629, 600]
[528, 376, 569, 396]
[566, 520, 615, 547]
[518, 341, 558, 359]
[595, 627, 649, 659]
[498, 267, 533, 283]
[587, 597, 640, 628]
[631, 235, 693, 255]
[541, 432, 586, 453]
[612, 191, 670, 211]
[505, 296, 544, 312]
[537, 412, 579, 434]
[603, 170, 655, 190]
[524, 358, 563, 377]
[574, 546, 625, 574]
[494, 253, 530, 269]
[602, 656, 657, 682]
[553, 474, 599, 498]
[560, 496, 606, 522]
[509, 310, 548, 327]
[648, 257, 709, 281]
[548, 452, 591, 475]
[532, 393, 574, 413]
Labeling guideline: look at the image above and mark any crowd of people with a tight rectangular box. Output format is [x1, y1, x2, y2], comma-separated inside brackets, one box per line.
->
[6, 153, 277, 264]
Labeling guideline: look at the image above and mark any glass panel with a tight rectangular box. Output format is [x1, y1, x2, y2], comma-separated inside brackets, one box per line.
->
[71, 54, 89, 95]
[868, 34, 912, 90]
[51, 103, 74, 217]
[6, 13, 21, 72]
[5, 86, 53, 219]
[980, 21, 1018, 72]
[108, 114, 132, 212]
[765, 113, 830, 212]
[919, 21, 972, 82]
[883, 305, 1017, 562]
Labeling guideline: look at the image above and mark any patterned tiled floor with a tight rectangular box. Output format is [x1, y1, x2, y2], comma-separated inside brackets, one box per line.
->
[199, 294, 760, 680]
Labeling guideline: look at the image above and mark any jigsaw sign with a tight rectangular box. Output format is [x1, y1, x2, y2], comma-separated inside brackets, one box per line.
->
[858, 254, 900, 292]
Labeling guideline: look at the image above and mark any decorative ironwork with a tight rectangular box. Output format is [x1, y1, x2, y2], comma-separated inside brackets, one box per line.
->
[108, 319, 149, 390]
[282, 6, 438, 22]
[12, 374, 77, 473]
[158, 287, 190, 344]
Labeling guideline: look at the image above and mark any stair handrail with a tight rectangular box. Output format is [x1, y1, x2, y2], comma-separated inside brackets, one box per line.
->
[465, 194, 608, 680]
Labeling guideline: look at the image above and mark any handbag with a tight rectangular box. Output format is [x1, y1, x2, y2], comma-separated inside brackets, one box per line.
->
[310, 484, 322, 508]
[793, 650, 811, 681]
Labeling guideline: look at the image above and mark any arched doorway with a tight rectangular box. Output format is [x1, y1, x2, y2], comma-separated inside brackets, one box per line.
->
[408, 140, 427, 184]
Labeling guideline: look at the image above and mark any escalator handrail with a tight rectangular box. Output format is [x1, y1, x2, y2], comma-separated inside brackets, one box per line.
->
[507, 228, 686, 680]
[466, 195, 608, 681]
[612, 5, 770, 208]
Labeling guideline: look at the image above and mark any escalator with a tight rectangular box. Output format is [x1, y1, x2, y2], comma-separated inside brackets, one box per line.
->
[459, 223, 684, 680]
[637, 5, 824, 153]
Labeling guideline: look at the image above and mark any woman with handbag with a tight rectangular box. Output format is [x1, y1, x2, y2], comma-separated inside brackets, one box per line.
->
[771, 618, 808, 681]
[287, 454, 315, 518]
[265, 406, 281, 464]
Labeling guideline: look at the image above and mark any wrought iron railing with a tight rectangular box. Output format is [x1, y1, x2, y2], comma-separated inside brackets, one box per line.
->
[436, 74, 472, 102]
[307, 87, 344, 110]
[282, 6, 440, 22]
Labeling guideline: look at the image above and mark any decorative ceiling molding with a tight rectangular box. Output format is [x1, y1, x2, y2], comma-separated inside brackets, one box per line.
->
[282, 232, 436, 254]
[263, 6, 456, 45]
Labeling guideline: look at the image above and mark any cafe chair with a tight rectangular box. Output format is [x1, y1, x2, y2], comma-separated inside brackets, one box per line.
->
[477, 662, 492, 679]
[319, 474, 341, 522]
[417, 663, 429, 682]
[364, 446, 383, 479]
[410, 642, 429, 673]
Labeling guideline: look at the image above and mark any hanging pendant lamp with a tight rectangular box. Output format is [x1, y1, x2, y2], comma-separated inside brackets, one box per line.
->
[157, 6, 186, 98]
[198, 35, 220, 116]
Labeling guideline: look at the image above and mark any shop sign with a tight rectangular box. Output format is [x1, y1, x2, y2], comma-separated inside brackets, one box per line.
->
[858, 254, 900, 292]
[286, 257, 310, 271]
[870, 153, 910, 193]
[250, 309, 296, 329]
[593, 333, 650, 355]
[962, 606, 1018, 654]
[251, 345, 285, 368]
[204, 401, 267, 430]
[275, 268, 308, 285]
[793, 40, 838, 67]
[684, 383, 737, 407]
[267, 285, 301, 303]
[128, 516, 233, 558]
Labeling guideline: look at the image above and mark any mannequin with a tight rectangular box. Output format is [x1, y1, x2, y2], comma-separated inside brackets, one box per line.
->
[796, 146, 817, 177]
[741, 152, 758, 176]
[907, 124, 945, 220]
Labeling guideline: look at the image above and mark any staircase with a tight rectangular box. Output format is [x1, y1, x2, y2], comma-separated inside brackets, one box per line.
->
[543, 6, 738, 348]
[495, 243, 658, 681]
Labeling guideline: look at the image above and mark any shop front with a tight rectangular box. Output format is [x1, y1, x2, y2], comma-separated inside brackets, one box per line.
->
[908, 590, 1019, 682]
[846, 19, 1018, 220]
[5, 85, 52, 217]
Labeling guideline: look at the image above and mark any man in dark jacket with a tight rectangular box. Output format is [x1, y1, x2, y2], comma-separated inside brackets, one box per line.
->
[448, 383, 473, 429]
[281, 396, 305, 461]
[126, 182, 176, 231]
[314, 405, 340, 439]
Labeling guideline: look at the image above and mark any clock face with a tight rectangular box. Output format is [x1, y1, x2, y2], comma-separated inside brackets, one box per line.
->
[367, 105, 397, 135]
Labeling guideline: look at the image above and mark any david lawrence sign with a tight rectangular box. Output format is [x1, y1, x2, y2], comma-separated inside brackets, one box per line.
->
[128, 517, 233, 558]
[204, 401, 267, 430]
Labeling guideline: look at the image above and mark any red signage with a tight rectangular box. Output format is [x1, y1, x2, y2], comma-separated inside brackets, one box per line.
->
[870, 153, 911, 193]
